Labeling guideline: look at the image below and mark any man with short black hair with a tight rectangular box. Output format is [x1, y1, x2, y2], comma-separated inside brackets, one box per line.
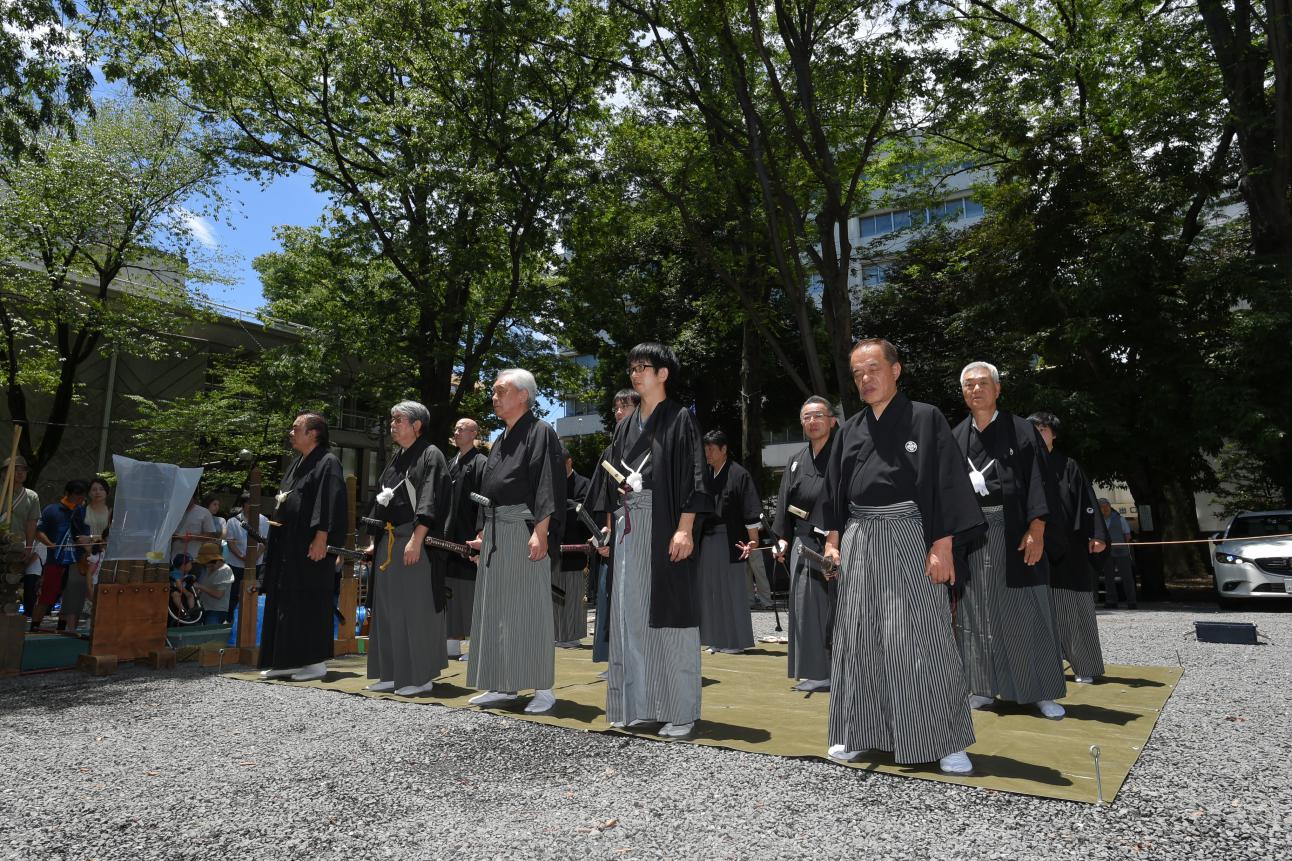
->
[30, 479, 91, 631]
[771, 396, 837, 691]
[1027, 412, 1109, 683]
[698, 429, 762, 654]
[823, 339, 984, 774]
[599, 342, 712, 737]
[554, 444, 591, 648]
[259, 412, 349, 682]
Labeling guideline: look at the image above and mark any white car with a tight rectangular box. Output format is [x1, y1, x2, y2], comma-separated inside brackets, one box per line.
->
[1212, 510, 1292, 604]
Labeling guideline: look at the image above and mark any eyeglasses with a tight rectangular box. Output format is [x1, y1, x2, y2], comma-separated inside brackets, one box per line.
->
[961, 379, 994, 391]
[800, 412, 831, 422]
[627, 362, 655, 375]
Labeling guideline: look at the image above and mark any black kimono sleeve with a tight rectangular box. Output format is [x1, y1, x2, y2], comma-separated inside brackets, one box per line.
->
[771, 452, 797, 541]
[525, 421, 562, 528]
[412, 444, 451, 533]
[919, 404, 987, 549]
[309, 452, 350, 547]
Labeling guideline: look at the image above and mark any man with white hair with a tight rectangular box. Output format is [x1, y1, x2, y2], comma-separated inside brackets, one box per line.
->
[952, 361, 1069, 720]
[465, 369, 566, 714]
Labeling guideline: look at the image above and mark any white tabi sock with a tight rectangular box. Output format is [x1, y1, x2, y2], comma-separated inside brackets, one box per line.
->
[658, 722, 694, 738]
[365, 680, 395, 692]
[523, 689, 556, 714]
[1036, 699, 1066, 720]
[939, 751, 973, 775]
[290, 662, 328, 682]
[395, 680, 436, 696]
[446, 639, 462, 657]
[968, 694, 995, 710]
[827, 744, 862, 762]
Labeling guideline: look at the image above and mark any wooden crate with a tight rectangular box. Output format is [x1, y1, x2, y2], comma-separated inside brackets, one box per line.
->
[88, 583, 168, 662]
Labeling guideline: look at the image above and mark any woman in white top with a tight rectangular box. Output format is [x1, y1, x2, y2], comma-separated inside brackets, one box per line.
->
[85, 477, 112, 541]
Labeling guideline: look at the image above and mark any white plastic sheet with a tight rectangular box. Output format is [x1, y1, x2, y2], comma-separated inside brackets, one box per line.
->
[104, 455, 204, 562]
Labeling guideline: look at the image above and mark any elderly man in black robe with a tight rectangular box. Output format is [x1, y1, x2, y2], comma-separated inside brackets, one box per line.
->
[771, 395, 837, 692]
[822, 339, 985, 774]
[600, 342, 712, 738]
[259, 412, 349, 682]
[465, 369, 565, 714]
[1027, 411, 1109, 683]
[445, 417, 486, 660]
[363, 400, 452, 696]
[953, 362, 1069, 720]
[697, 429, 762, 654]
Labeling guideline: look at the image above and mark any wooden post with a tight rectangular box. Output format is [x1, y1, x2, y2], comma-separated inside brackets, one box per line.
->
[334, 474, 358, 657]
[0, 425, 22, 525]
[237, 467, 262, 666]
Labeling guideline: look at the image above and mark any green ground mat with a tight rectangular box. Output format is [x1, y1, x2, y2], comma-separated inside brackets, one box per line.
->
[228, 642, 1180, 804]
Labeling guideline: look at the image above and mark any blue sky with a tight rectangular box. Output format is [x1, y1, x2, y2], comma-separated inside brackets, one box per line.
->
[194, 171, 329, 312]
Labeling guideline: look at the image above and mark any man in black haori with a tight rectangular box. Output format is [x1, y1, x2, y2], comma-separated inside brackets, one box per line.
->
[697, 430, 762, 654]
[599, 343, 712, 738]
[822, 339, 984, 775]
[445, 417, 486, 660]
[770, 395, 837, 692]
[952, 361, 1069, 720]
[363, 401, 452, 696]
[588, 389, 641, 670]
[465, 369, 565, 714]
[259, 412, 349, 682]
[554, 445, 592, 648]
[1027, 411, 1109, 684]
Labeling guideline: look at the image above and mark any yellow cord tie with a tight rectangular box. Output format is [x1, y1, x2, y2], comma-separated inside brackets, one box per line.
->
[379, 522, 395, 571]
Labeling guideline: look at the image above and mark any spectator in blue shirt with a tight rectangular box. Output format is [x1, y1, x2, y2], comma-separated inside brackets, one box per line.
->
[30, 479, 91, 632]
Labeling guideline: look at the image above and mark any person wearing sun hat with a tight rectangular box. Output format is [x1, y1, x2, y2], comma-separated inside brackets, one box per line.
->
[193, 542, 236, 625]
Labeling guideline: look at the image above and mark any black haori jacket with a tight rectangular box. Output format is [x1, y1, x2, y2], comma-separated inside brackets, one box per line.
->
[600, 398, 713, 629]
[1045, 450, 1110, 591]
[951, 409, 1066, 588]
[824, 391, 985, 552]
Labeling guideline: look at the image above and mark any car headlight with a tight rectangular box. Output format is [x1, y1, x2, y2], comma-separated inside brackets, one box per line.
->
[1214, 551, 1249, 565]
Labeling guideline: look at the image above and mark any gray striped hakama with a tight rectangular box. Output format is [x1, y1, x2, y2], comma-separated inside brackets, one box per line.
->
[1051, 587, 1105, 678]
[367, 526, 448, 687]
[553, 564, 588, 643]
[698, 525, 755, 651]
[956, 506, 1067, 703]
[787, 538, 833, 680]
[829, 502, 975, 764]
[466, 504, 555, 692]
[443, 566, 475, 640]
[607, 490, 701, 726]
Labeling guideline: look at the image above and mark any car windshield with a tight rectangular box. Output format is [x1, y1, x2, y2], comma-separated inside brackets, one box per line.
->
[1227, 514, 1292, 539]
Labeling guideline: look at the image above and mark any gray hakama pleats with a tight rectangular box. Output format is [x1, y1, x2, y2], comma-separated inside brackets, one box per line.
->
[956, 506, 1067, 703]
[606, 491, 701, 725]
[698, 525, 755, 651]
[787, 538, 833, 680]
[466, 504, 555, 692]
[829, 503, 975, 764]
[366, 526, 448, 687]
[443, 566, 476, 640]
[1051, 587, 1105, 678]
[553, 563, 588, 643]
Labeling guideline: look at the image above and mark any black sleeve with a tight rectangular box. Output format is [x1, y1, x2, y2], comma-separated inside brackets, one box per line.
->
[414, 445, 451, 532]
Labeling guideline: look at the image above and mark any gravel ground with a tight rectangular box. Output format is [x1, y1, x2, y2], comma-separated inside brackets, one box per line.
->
[1, 602, 1289, 861]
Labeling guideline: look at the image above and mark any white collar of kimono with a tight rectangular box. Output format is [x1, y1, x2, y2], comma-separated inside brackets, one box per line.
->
[972, 409, 1000, 433]
[711, 460, 727, 478]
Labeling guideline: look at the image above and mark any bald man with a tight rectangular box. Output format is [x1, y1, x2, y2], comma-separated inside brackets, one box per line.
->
[444, 417, 486, 660]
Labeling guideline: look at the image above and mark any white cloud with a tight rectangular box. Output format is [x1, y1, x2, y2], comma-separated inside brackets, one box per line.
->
[180, 210, 219, 249]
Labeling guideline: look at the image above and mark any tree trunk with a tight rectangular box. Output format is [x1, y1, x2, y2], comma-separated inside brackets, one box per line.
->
[1128, 467, 1210, 599]
[740, 317, 765, 495]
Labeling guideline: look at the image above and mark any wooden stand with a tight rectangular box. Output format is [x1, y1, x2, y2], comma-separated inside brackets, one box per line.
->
[84, 581, 169, 674]
[334, 474, 358, 657]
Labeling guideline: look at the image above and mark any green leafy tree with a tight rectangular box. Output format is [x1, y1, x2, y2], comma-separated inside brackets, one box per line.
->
[0, 0, 96, 158]
[0, 96, 226, 480]
[108, 0, 623, 442]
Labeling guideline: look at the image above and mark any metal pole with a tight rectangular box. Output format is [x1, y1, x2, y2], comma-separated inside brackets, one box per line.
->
[96, 350, 119, 472]
[1090, 745, 1104, 804]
